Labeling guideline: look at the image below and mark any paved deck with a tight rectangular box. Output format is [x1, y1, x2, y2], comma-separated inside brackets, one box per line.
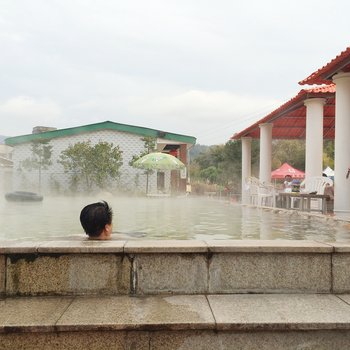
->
[2, 293, 350, 332]
[2, 294, 350, 349]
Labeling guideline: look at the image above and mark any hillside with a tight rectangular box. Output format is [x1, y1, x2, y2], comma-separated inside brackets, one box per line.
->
[189, 144, 210, 160]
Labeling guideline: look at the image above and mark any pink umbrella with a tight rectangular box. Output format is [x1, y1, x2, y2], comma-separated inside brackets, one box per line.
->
[271, 162, 305, 179]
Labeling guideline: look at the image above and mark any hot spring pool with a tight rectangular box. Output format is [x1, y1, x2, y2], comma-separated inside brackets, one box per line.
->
[0, 195, 349, 241]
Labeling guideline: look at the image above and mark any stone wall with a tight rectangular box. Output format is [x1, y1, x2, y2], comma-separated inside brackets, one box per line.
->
[1, 240, 348, 297]
[2, 240, 350, 349]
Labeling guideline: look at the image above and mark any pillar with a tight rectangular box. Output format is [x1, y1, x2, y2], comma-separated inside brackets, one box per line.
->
[333, 72, 350, 212]
[304, 98, 325, 184]
[259, 123, 273, 184]
[178, 144, 187, 193]
[241, 137, 252, 204]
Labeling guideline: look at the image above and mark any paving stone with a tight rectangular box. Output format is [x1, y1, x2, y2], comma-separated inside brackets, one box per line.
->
[331, 242, 350, 253]
[208, 294, 350, 330]
[205, 239, 333, 253]
[0, 296, 73, 332]
[37, 240, 125, 253]
[56, 295, 215, 331]
[1, 294, 350, 349]
[125, 240, 208, 253]
[0, 241, 38, 254]
[337, 294, 350, 304]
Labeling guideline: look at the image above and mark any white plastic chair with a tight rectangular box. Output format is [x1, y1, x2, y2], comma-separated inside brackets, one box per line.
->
[258, 182, 277, 207]
[245, 177, 259, 205]
[246, 177, 277, 207]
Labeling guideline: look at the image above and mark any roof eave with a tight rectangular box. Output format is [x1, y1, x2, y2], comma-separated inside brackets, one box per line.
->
[299, 47, 350, 85]
[231, 87, 335, 140]
[5, 121, 196, 146]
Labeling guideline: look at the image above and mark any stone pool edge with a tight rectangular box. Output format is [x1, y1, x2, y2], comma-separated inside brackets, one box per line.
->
[0, 239, 337, 254]
[3, 240, 350, 297]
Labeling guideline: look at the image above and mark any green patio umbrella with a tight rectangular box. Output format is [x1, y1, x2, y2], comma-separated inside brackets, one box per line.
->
[133, 152, 185, 171]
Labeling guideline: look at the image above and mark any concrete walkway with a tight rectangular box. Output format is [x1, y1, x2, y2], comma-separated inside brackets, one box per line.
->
[2, 294, 350, 349]
[3, 239, 350, 348]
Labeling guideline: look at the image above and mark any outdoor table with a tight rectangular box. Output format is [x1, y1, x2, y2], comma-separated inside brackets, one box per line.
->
[277, 192, 330, 214]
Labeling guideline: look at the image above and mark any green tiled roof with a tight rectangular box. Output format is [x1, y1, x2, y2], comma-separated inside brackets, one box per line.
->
[5, 121, 196, 146]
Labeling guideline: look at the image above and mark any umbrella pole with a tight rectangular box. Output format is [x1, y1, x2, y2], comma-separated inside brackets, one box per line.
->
[146, 172, 149, 195]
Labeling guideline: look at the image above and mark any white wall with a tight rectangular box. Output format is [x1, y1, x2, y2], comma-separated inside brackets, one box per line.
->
[10, 130, 171, 194]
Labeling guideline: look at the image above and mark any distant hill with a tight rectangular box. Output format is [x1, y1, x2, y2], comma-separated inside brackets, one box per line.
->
[189, 144, 210, 160]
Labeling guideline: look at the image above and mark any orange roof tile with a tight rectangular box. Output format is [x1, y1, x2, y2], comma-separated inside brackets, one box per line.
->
[299, 47, 350, 85]
[231, 85, 335, 140]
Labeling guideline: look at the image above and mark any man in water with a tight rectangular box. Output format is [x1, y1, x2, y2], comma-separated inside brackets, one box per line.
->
[80, 201, 113, 240]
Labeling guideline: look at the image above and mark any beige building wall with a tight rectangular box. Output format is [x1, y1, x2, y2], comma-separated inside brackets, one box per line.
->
[0, 144, 13, 194]
[10, 130, 171, 194]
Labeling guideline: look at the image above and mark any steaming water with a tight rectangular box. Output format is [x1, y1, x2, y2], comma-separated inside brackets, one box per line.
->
[0, 195, 350, 241]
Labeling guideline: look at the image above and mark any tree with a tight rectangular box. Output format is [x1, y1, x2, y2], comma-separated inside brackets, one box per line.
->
[189, 137, 335, 197]
[129, 136, 157, 165]
[191, 139, 260, 194]
[21, 140, 53, 190]
[129, 137, 157, 193]
[323, 140, 334, 169]
[58, 141, 123, 191]
[189, 144, 210, 160]
[272, 140, 305, 171]
[200, 166, 220, 184]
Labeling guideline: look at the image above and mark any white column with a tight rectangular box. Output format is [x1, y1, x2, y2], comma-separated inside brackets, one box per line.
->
[259, 123, 273, 184]
[241, 137, 252, 204]
[304, 98, 325, 184]
[333, 72, 350, 212]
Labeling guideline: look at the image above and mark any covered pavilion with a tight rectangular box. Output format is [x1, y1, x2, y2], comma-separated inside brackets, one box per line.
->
[232, 46, 350, 212]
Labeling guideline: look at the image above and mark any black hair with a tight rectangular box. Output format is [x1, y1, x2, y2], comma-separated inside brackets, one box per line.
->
[80, 201, 113, 237]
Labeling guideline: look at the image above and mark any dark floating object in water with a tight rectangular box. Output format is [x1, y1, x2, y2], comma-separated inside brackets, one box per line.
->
[5, 191, 43, 202]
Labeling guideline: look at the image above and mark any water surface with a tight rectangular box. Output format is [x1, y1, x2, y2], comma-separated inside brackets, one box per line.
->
[0, 195, 349, 241]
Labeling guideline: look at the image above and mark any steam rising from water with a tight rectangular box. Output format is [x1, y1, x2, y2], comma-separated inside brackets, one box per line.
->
[0, 195, 349, 241]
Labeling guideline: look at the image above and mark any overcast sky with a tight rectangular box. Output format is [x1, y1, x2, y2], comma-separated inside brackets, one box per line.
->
[1, 0, 349, 145]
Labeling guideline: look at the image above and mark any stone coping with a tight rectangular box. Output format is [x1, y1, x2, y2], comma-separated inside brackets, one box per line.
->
[0, 239, 338, 254]
[1, 294, 350, 333]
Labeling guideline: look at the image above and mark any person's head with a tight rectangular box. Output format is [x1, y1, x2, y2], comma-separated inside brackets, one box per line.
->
[80, 201, 113, 240]
[285, 175, 292, 182]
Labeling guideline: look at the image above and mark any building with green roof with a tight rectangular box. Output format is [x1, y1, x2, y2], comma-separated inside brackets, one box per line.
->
[4, 121, 196, 195]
